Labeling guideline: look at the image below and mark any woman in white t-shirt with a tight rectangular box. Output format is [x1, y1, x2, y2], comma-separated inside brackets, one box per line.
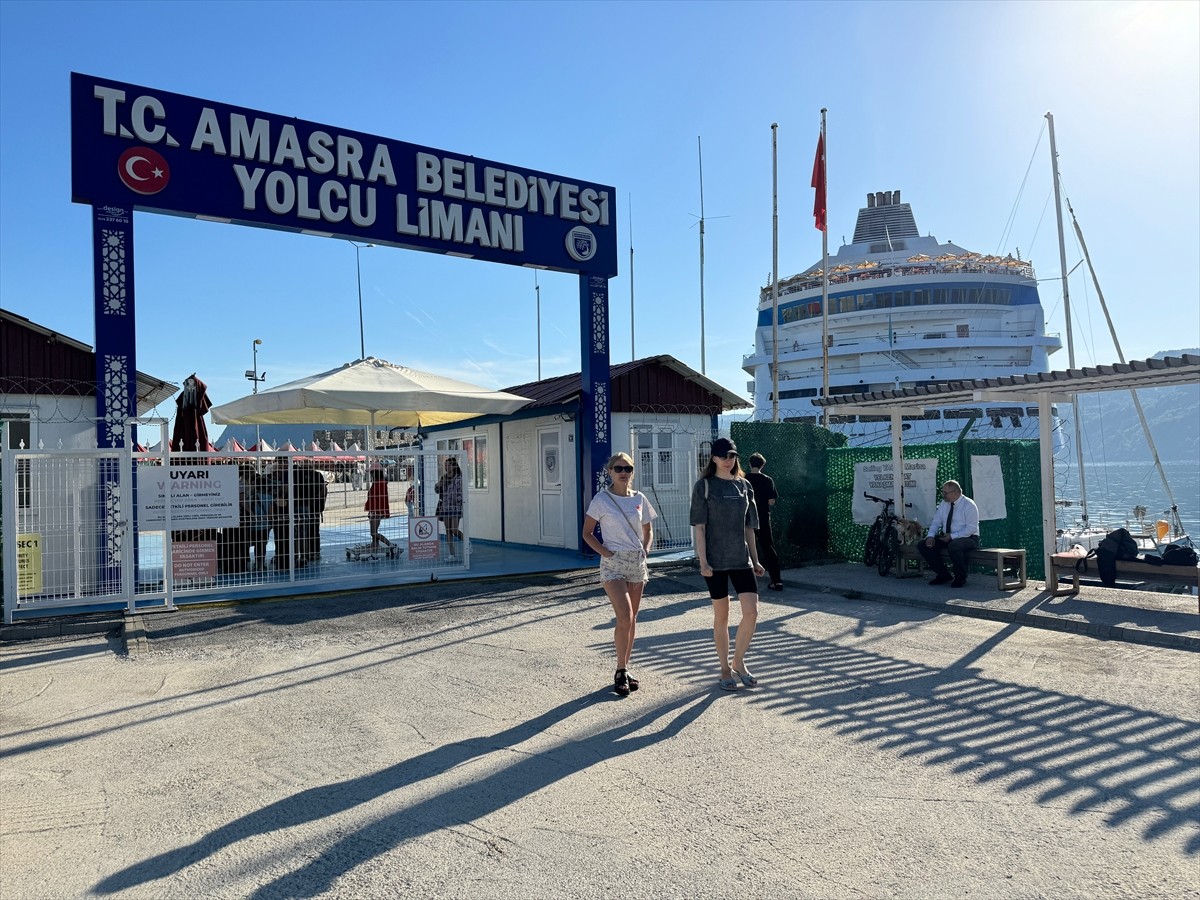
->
[582, 452, 658, 697]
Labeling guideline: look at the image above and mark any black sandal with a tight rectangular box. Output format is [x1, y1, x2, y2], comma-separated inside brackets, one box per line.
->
[614, 668, 631, 697]
[625, 671, 640, 692]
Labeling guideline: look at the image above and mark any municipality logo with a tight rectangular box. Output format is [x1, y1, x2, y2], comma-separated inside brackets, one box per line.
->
[565, 225, 597, 263]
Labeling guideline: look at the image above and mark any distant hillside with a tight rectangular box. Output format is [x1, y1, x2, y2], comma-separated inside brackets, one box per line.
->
[1066, 348, 1199, 463]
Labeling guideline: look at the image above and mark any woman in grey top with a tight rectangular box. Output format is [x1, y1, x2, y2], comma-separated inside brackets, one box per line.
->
[690, 438, 764, 691]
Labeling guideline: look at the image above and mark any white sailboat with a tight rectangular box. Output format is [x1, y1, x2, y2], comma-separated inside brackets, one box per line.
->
[1045, 112, 1190, 554]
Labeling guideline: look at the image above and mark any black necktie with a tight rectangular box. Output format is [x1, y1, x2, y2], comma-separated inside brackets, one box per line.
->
[945, 501, 954, 538]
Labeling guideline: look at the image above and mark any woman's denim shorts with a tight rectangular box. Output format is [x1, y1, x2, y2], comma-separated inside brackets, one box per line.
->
[599, 549, 649, 584]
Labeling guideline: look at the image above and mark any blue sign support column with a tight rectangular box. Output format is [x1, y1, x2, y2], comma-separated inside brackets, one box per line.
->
[91, 203, 138, 591]
[579, 273, 612, 542]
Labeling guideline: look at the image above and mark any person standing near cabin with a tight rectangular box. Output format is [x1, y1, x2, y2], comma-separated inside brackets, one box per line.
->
[435, 457, 464, 558]
[919, 479, 980, 588]
[746, 453, 784, 591]
[364, 468, 395, 552]
[582, 452, 657, 698]
[690, 438, 765, 691]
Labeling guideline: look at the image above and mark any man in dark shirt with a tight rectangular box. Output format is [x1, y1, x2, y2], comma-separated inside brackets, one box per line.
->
[746, 453, 784, 591]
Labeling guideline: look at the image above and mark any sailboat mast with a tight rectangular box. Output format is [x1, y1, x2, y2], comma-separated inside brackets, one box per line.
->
[1069, 204, 1184, 536]
[771, 123, 780, 423]
[1047, 111, 1089, 526]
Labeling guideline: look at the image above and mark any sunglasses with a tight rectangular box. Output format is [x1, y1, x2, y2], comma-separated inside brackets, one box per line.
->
[717, 452, 738, 460]
[611, 465, 634, 474]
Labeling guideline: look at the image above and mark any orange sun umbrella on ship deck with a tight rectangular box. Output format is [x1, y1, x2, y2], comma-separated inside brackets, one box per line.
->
[854, 260, 879, 269]
[831, 263, 853, 272]
[933, 253, 958, 262]
[906, 254, 932, 263]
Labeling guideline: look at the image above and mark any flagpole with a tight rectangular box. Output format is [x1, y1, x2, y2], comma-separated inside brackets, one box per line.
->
[697, 135, 707, 375]
[771, 123, 780, 424]
[819, 109, 829, 428]
[629, 193, 636, 361]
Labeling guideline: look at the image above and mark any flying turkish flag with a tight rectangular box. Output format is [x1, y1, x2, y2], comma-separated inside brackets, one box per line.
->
[811, 133, 826, 232]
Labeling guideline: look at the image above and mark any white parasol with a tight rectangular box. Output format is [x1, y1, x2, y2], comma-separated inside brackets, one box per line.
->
[211, 357, 532, 449]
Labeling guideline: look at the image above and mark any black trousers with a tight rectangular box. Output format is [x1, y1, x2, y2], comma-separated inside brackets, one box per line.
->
[919, 535, 980, 581]
[754, 525, 782, 585]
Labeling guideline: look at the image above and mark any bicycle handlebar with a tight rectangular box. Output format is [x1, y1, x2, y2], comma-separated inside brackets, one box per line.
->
[862, 491, 912, 509]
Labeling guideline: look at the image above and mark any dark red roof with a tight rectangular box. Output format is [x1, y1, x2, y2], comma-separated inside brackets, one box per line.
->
[502, 355, 748, 414]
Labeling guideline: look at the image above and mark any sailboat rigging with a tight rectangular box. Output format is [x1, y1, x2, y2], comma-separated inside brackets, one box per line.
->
[1046, 111, 1188, 548]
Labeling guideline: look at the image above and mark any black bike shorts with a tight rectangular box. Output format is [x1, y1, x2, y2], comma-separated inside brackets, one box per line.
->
[703, 567, 759, 600]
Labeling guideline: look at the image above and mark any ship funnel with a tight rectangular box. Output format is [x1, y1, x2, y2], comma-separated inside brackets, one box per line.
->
[866, 193, 875, 208]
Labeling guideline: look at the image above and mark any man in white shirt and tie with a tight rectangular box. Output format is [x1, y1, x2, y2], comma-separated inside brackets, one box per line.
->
[919, 479, 980, 588]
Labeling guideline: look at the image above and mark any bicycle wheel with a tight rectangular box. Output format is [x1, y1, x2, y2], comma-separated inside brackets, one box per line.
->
[863, 518, 885, 566]
[877, 525, 900, 577]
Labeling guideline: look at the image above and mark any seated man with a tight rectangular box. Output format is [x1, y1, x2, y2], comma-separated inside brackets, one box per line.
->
[918, 479, 980, 588]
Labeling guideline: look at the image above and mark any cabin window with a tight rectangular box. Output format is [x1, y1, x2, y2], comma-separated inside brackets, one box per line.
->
[1, 416, 32, 509]
[635, 429, 677, 488]
[435, 436, 488, 490]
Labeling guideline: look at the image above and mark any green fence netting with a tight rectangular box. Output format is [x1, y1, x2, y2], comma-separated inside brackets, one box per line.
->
[730, 422, 847, 568]
[827, 438, 1045, 580]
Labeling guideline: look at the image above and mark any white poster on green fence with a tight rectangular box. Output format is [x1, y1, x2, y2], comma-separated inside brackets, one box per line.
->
[852, 459, 939, 530]
[970, 455, 1008, 520]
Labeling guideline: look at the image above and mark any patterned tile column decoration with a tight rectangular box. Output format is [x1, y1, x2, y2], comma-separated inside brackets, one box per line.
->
[92, 204, 137, 592]
[579, 272, 612, 550]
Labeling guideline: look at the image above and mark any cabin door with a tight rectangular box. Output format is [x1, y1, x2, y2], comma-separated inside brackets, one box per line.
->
[537, 426, 564, 545]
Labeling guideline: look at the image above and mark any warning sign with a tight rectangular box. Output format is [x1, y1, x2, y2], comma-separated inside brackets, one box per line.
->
[172, 541, 218, 579]
[17, 533, 43, 596]
[407, 516, 441, 561]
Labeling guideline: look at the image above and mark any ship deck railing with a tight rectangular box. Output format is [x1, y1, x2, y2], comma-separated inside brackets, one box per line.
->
[745, 334, 1059, 369]
[760, 262, 1036, 302]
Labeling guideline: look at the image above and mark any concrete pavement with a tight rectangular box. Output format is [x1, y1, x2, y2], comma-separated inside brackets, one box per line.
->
[2, 564, 1197, 899]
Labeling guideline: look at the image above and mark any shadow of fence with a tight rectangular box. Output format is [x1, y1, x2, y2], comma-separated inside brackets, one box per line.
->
[630, 619, 1200, 854]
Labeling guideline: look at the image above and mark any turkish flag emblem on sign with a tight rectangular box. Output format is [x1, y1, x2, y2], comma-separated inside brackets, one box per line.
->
[117, 146, 170, 196]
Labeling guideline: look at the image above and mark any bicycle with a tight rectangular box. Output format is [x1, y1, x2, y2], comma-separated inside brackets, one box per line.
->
[862, 492, 912, 576]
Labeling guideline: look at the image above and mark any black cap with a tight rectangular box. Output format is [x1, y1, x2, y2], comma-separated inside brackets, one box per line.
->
[711, 437, 738, 457]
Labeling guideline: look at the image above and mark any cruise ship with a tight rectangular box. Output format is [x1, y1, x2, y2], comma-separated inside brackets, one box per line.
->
[743, 190, 1064, 445]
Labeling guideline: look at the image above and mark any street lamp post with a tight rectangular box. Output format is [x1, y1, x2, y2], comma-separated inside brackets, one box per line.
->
[246, 338, 266, 450]
[350, 241, 374, 359]
[247, 338, 265, 394]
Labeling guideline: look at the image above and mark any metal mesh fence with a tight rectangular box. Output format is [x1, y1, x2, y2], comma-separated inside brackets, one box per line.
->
[2, 447, 471, 619]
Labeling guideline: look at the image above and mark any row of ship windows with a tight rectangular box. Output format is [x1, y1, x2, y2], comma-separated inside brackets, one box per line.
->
[780, 287, 1015, 324]
[774, 404, 1051, 422]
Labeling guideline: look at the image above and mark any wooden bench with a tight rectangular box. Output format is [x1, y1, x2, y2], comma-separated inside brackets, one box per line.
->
[1050, 553, 1200, 613]
[896, 544, 1028, 591]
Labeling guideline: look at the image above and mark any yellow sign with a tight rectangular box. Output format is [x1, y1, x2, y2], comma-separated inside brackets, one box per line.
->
[17, 533, 43, 596]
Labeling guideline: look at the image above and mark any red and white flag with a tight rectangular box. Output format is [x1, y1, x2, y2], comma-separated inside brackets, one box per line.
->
[811, 133, 826, 232]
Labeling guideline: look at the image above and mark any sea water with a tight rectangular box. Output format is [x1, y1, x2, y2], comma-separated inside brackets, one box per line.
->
[1055, 459, 1200, 537]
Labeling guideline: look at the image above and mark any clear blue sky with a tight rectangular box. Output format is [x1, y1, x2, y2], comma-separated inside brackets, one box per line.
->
[2, 0, 1197, 428]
